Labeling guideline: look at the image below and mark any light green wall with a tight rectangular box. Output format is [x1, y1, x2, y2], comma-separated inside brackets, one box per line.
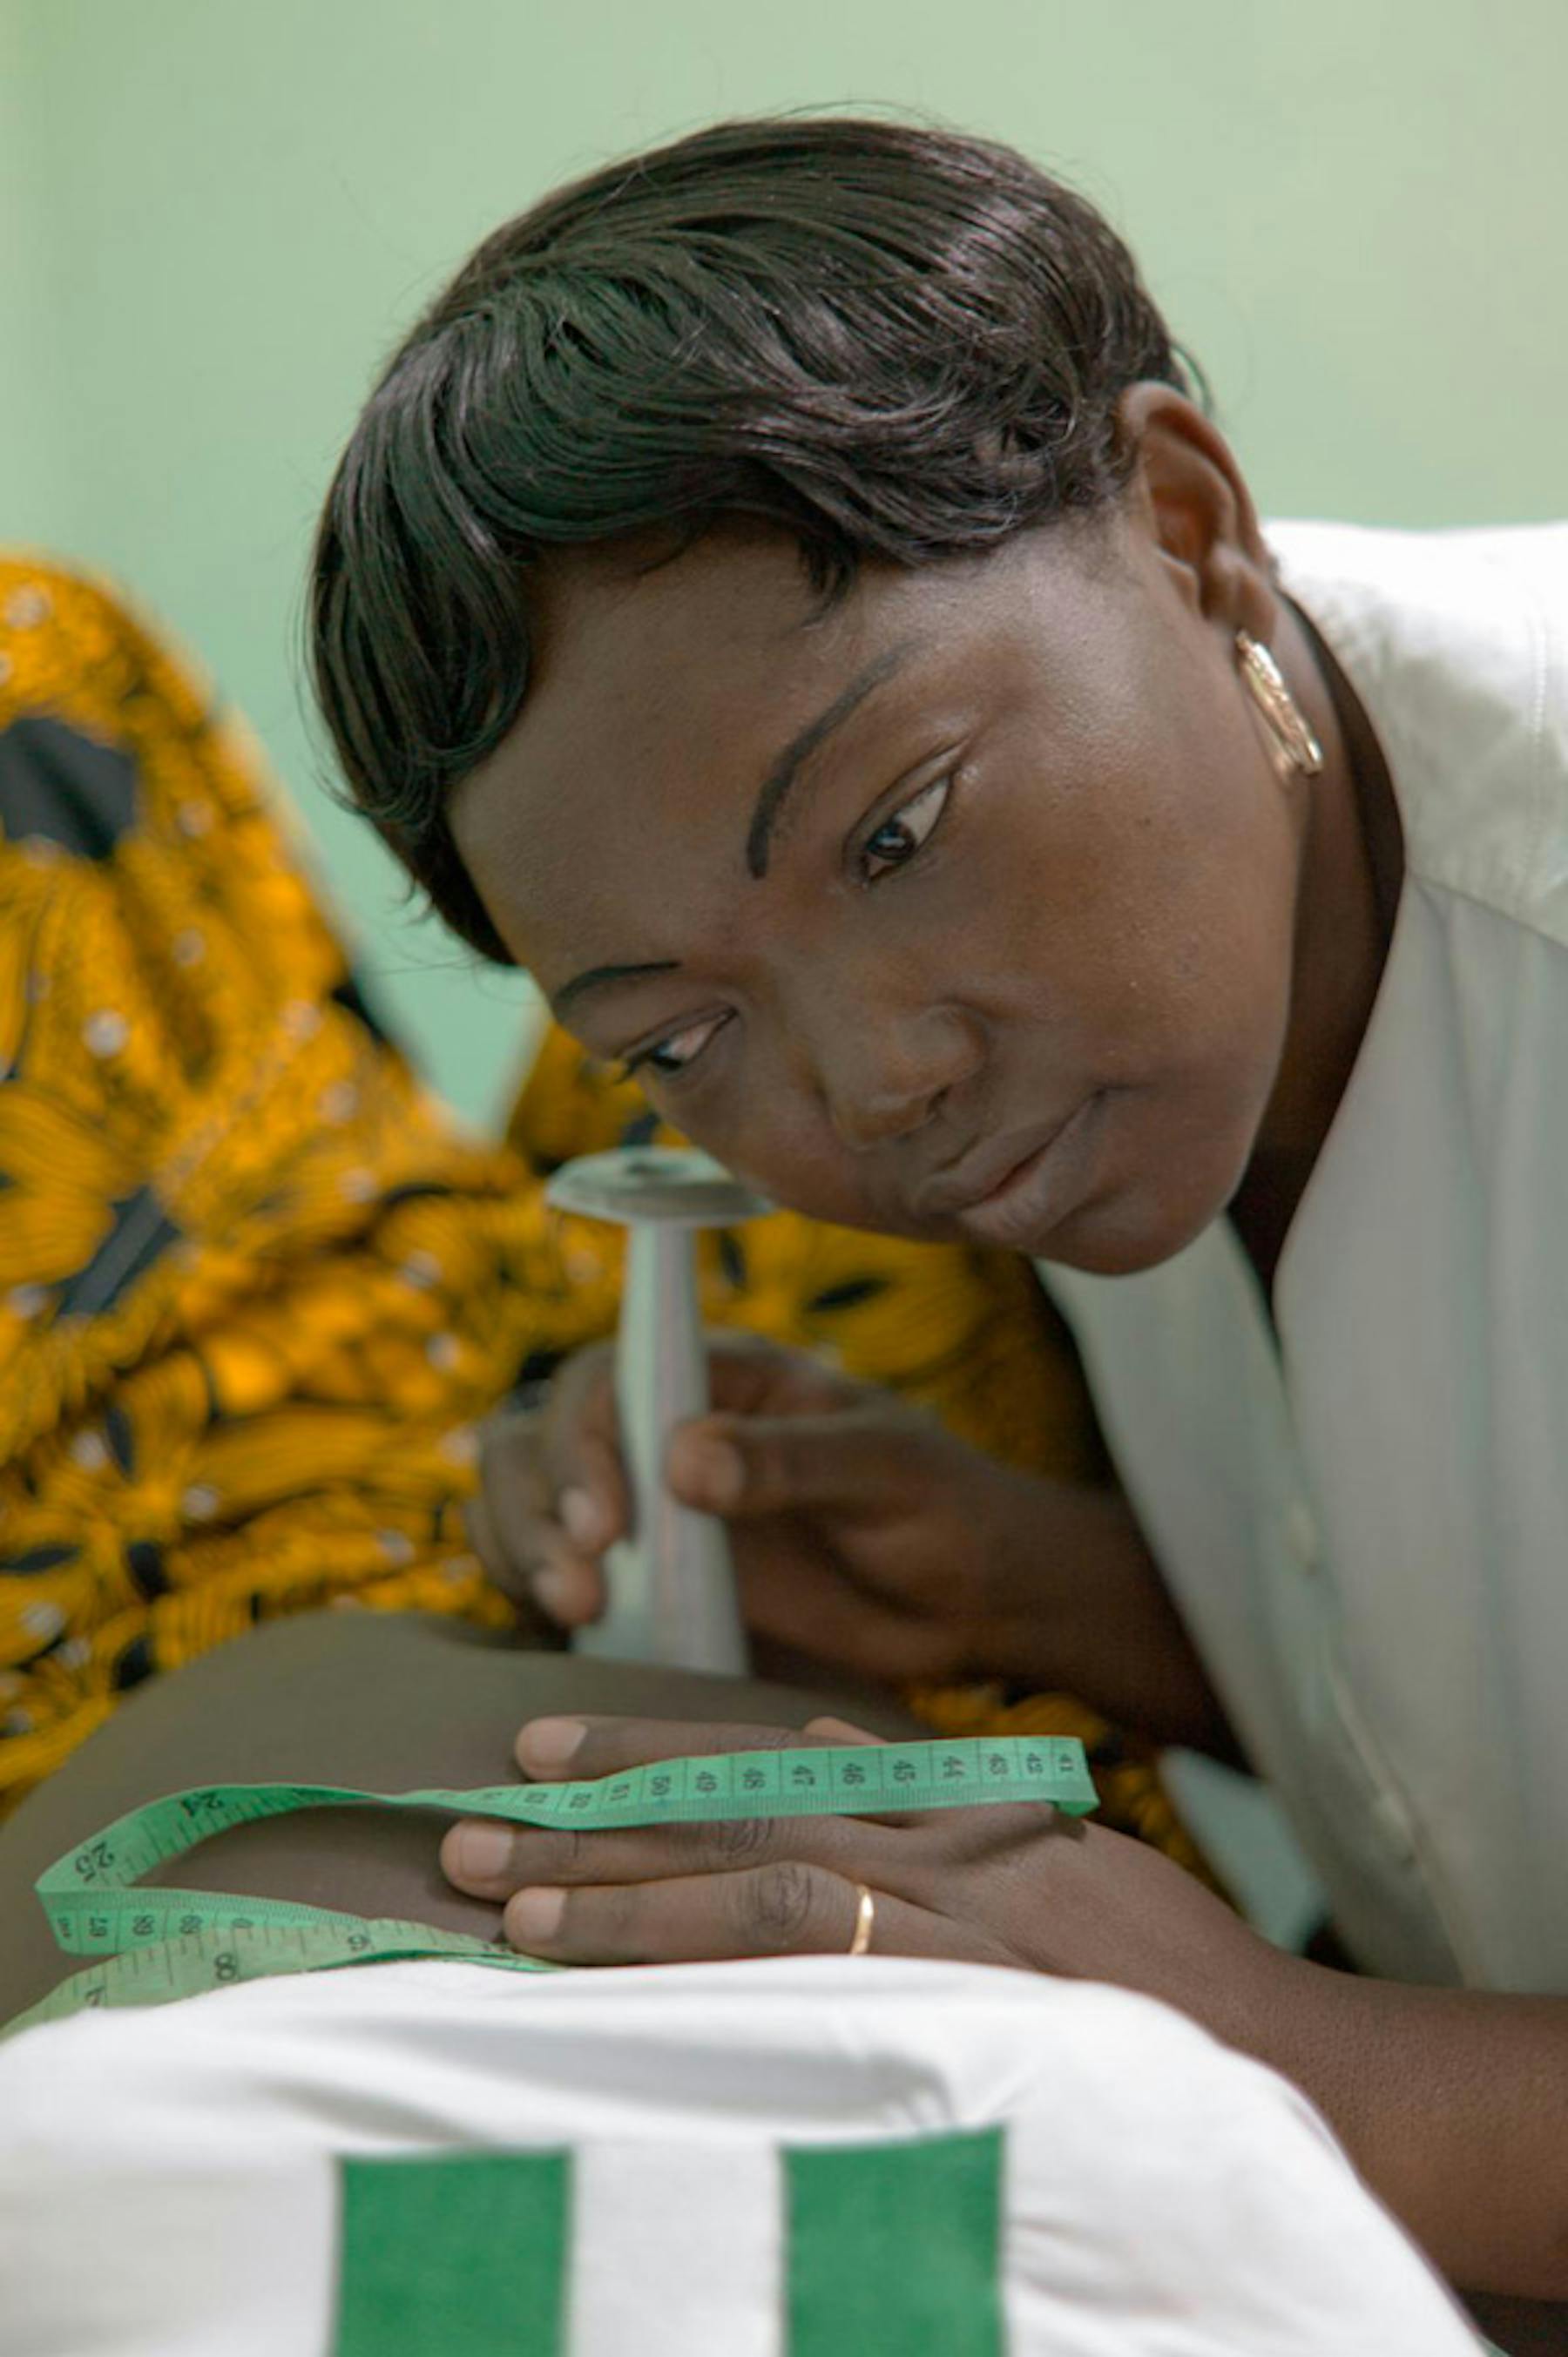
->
[3, 0, 1564, 1125]
[0, 3, 68, 544]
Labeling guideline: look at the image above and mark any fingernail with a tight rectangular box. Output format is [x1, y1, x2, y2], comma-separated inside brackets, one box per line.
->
[686, 1435, 742, 1509]
[533, 1564, 582, 1621]
[559, 1488, 606, 1547]
[519, 1717, 586, 1771]
[510, 1887, 564, 1944]
[455, 1823, 514, 1881]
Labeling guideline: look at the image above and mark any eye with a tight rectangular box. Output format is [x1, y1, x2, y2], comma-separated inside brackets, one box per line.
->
[858, 774, 951, 883]
[618, 1012, 728, 1084]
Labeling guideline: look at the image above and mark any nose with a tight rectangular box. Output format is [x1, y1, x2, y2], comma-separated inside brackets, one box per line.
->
[811, 1005, 983, 1154]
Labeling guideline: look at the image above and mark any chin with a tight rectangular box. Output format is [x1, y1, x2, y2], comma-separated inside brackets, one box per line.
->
[1036, 1172, 1233, 1278]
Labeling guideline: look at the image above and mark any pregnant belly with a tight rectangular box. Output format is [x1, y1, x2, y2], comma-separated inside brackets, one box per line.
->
[0, 1611, 916, 2025]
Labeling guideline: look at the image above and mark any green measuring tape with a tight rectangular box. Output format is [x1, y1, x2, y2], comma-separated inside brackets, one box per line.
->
[6, 1734, 1097, 2043]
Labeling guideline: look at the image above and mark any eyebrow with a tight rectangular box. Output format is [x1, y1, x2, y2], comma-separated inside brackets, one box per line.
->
[745, 638, 921, 879]
[551, 958, 681, 1021]
[548, 638, 923, 1023]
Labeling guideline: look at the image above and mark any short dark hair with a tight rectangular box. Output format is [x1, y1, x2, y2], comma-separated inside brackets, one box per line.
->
[308, 112, 1207, 962]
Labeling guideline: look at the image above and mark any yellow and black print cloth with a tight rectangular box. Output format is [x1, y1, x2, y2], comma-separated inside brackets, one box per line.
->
[0, 554, 1208, 1884]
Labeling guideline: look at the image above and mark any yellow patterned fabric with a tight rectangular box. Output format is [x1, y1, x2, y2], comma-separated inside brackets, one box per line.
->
[0, 556, 1209, 1886]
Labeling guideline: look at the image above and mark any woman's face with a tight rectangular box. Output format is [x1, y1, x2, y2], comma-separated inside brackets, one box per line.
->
[452, 393, 1308, 1274]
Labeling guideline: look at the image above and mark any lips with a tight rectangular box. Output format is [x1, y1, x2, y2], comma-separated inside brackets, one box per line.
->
[914, 1119, 1075, 1222]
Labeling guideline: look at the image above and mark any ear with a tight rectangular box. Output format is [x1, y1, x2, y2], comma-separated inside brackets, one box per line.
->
[1112, 384, 1279, 644]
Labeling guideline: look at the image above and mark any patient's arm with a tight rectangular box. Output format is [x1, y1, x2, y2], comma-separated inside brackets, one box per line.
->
[0, 1611, 919, 2025]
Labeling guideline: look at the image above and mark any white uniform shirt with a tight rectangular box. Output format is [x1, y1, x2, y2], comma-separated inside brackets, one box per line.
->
[1044, 519, 1568, 1993]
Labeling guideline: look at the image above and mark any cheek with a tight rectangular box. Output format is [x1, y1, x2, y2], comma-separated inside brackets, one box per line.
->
[1056, 713, 1298, 1077]
[678, 1081, 890, 1233]
[1038, 840, 1301, 1268]
[1055, 1064, 1265, 1273]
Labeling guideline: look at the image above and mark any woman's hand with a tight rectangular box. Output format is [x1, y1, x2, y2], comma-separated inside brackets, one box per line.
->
[468, 1334, 1071, 1689]
[440, 1712, 1287, 2035]
[469, 1338, 1236, 1750]
[444, 1718, 1568, 2307]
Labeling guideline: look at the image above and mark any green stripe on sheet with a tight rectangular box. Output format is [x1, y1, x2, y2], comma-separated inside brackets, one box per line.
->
[786, 2126, 1005, 2357]
[333, 2150, 569, 2357]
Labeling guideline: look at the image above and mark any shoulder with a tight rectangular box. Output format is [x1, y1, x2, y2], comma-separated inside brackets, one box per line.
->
[1264, 519, 1568, 949]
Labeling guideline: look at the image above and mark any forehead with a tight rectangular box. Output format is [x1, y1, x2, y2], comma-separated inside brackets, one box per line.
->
[449, 518, 1122, 968]
[453, 528, 915, 887]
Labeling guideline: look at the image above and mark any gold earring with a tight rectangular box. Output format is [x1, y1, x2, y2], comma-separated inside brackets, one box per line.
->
[1235, 630, 1324, 783]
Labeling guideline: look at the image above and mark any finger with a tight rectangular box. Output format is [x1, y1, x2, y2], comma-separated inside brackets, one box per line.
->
[930, 1796, 1075, 1859]
[502, 1863, 957, 1967]
[459, 1496, 568, 1649]
[703, 1332, 870, 1417]
[470, 1404, 592, 1576]
[528, 1530, 607, 1630]
[468, 1409, 553, 1591]
[539, 1345, 630, 1548]
[665, 1405, 936, 1522]
[549, 1435, 627, 1560]
[462, 1481, 511, 1590]
[473, 1372, 627, 1622]
[512, 1712, 943, 1847]
[514, 1713, 844, 1781]
[794, 1716, 1072, 1853]
[792, 1712, 936, 1829]
[792, 1712, 986, 1838]
[801, 1714, 882, 1746]
[466, 1438, 605, 1629]
[441, 1803, 899, 1900]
